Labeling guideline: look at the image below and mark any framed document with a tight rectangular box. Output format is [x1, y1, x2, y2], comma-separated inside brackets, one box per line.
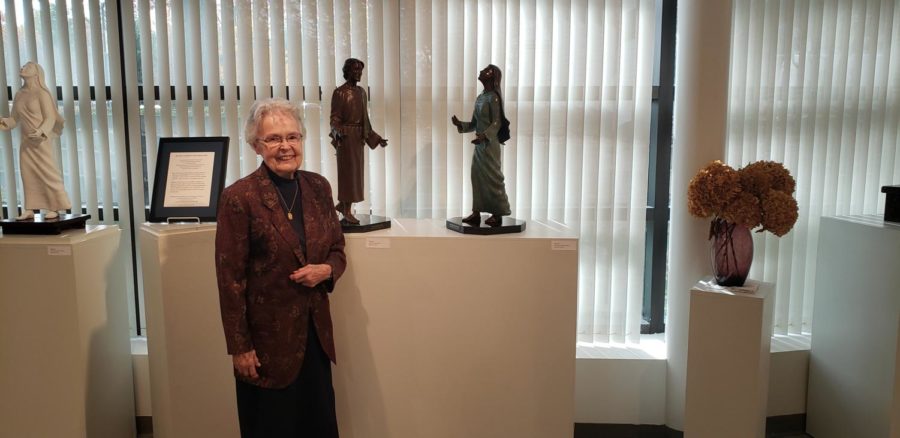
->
[148, 137, 229, 222]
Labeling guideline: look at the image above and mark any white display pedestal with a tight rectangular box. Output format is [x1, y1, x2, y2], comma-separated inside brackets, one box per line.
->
[807, 215, 900, 438]
[0, 226, 134, 438]
[139, 223, 239, 438]
[331, 218, 578, 438]
[684, 278, 774, 438]
[139, 219, 577, 438]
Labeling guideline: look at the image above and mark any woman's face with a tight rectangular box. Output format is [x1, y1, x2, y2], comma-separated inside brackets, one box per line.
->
[252, 112, 304, 179]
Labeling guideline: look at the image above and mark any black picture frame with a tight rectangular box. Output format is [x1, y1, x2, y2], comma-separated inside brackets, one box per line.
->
[148, 137, 229, 223]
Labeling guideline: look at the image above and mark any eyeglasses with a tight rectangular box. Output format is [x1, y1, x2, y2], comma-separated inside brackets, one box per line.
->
[258, 133, 302, 148]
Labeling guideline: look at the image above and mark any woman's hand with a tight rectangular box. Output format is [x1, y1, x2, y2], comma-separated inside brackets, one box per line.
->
[290, 263, 333, 287]
[232, 350, 261, 379]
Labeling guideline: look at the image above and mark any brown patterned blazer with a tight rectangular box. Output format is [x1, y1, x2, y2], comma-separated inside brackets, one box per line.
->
[215, 165, 346, 388]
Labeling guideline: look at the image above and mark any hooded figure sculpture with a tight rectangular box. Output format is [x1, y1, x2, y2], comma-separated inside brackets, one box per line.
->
[451, 64, 512, 227]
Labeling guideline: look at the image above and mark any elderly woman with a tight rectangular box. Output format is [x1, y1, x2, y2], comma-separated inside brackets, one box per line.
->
[451, 64, 511, 226]
[216, 98, 346, 437]
[0, 61, 70, 220]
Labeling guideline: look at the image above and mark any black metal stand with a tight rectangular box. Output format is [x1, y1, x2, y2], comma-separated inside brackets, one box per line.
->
[446, 216, 526, 235]
[883, 186, 900, 223]
[341, 214, 392, 233]
[0, 213, 91, 235]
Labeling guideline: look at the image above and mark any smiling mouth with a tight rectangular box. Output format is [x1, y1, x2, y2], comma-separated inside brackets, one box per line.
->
[276, 155, 295, 161]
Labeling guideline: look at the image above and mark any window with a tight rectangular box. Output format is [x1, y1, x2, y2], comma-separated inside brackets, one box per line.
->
[726, 0, 900, 334]
[2, 0, 667, 342]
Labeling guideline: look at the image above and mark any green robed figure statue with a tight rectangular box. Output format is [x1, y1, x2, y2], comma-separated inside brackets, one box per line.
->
[451, 64, 512, 227]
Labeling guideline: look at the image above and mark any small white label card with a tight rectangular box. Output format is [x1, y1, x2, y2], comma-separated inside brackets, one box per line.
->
[551, 240, 577, 251]
[365, 237, 391, 249]
[47, 245, 72, 256]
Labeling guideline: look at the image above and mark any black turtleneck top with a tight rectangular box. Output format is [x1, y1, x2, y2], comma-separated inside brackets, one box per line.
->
[264, 165, 307, 257]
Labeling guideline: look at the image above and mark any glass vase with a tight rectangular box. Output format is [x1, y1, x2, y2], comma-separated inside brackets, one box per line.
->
[709, 218, 754, 287]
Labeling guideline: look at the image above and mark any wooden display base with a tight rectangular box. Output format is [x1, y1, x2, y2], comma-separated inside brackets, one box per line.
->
[446, 216, 526, 235]
[0, 213, 91, 235]
[341, 214, 392, 233]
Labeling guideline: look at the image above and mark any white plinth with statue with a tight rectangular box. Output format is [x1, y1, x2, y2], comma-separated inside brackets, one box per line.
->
[684, 278, 775, 438]
[0, 226, 134, 438]
[138, 218, 577, 438]
[331, 218, 578, 438]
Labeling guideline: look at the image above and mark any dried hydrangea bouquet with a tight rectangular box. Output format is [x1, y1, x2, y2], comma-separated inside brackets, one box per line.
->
[687, 160, 799, 286]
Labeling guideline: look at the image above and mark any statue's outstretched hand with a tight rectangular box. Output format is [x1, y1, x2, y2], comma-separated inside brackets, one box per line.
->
[379, 139, 388, 147]
[451, 115, 462, 129]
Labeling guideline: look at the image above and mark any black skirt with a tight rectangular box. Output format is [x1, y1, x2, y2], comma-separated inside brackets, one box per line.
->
[235, 317, 339, 438]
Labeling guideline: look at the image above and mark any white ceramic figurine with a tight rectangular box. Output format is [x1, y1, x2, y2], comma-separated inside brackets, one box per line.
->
[0, 61, 70, 220]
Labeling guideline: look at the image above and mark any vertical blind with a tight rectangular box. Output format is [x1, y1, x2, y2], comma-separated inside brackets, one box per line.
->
[727, 0, 900, 334]
[0, 0, 656, 342]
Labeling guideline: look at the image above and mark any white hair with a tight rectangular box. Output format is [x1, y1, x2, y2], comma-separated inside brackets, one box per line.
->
[243, 98, 305, 146]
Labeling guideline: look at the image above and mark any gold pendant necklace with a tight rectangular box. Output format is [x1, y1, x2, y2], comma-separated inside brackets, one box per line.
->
[275, 178, 299, 220]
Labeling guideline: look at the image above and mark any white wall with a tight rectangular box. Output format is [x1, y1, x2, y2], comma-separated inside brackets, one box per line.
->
[573, 349, 809, 425]
[575, 358, 667, 424]
[132, 338, 152, 417]
[134, 348, 809, 424]
[768, 350, 809, 417]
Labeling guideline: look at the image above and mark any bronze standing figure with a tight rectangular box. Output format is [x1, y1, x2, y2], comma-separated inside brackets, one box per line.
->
[330, 58, 388, 224]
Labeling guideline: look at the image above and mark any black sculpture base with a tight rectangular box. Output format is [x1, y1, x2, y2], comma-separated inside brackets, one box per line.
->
[0, 213, 91, 235]
[341, 214, 392, 233]
[883, 185, 899, 223]
[446, 216, 526, 235]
